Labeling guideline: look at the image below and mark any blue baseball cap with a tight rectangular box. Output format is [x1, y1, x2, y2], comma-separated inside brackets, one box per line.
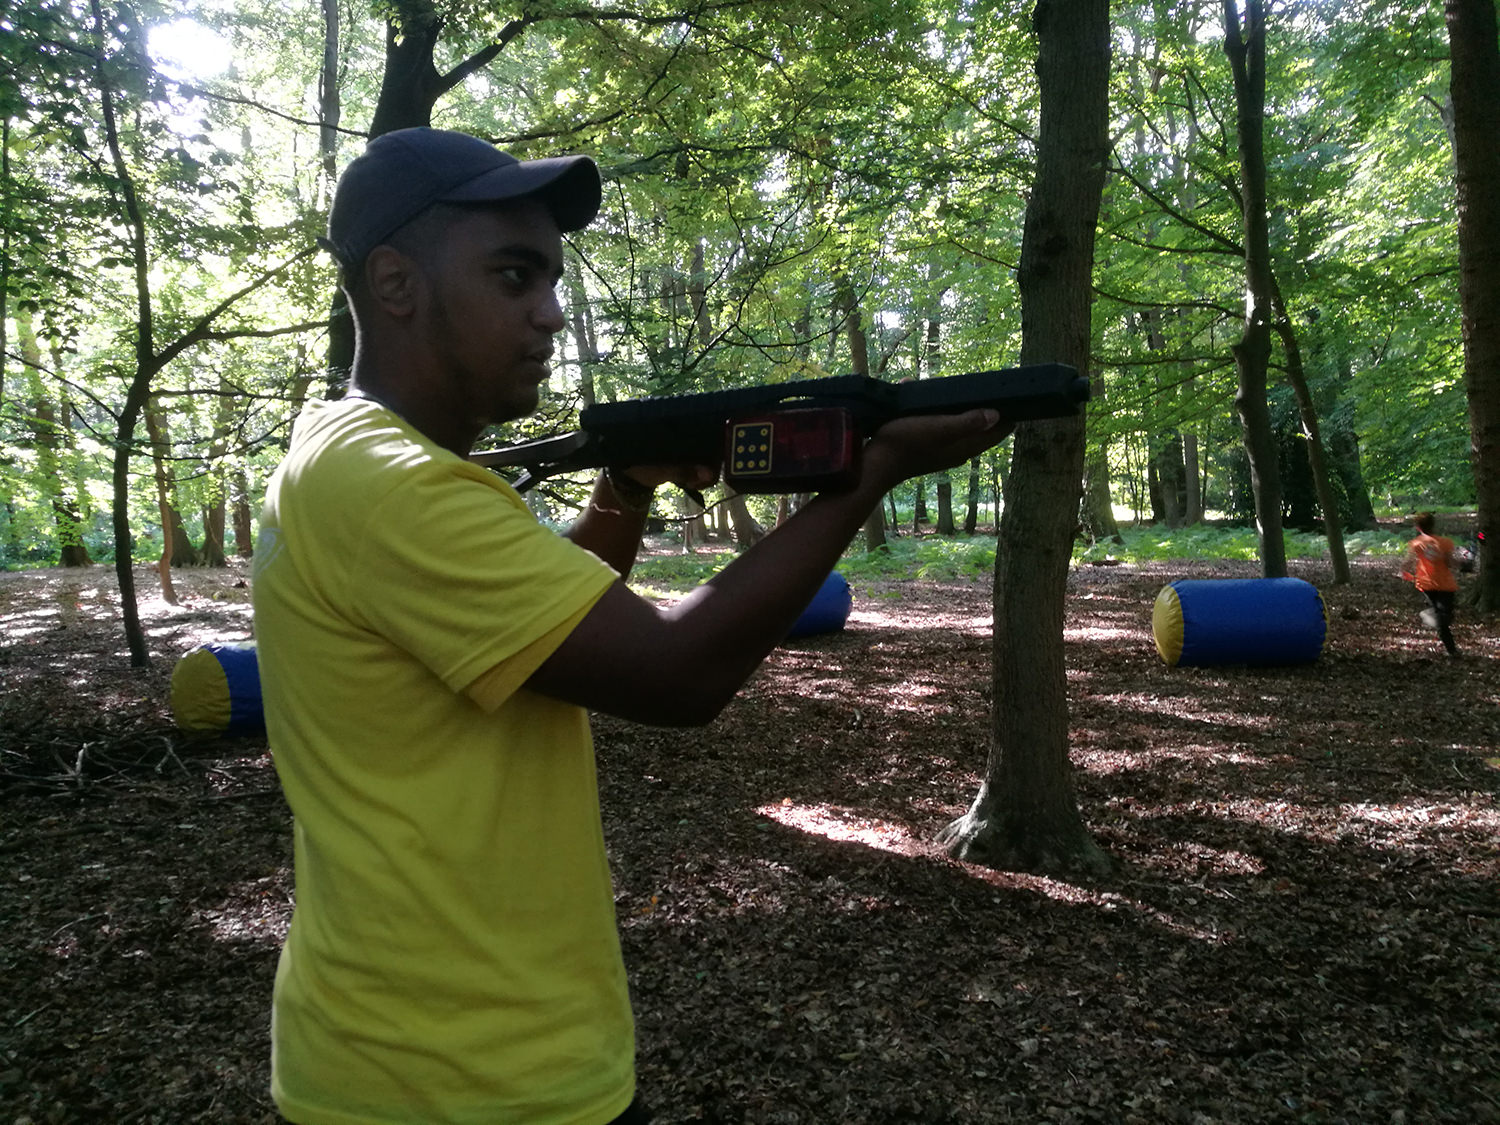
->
[321, 127, 601, 269]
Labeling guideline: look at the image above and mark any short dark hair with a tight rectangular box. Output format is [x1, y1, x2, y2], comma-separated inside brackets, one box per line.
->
[337, 202, 478, 301]
[1414, 511, 1436, 534]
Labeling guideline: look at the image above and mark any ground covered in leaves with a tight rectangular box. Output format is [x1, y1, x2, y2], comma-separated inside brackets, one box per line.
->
[1, 544, 1497, 1124]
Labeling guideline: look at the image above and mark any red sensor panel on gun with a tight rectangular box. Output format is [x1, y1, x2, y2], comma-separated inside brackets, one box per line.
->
[724, 407, 859, 493]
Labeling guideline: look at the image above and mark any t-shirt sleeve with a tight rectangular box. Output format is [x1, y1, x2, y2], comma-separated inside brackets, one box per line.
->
[345, 461, 618, 708]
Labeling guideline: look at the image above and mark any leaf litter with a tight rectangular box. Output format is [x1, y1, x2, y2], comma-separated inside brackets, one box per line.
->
[0, 550, 1496, 1124]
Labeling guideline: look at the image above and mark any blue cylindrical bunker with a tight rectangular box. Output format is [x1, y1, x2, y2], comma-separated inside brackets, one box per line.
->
[170, 641, 265, 734]
[785, 571, 853, 640]
[1152, 577, 1326, 667]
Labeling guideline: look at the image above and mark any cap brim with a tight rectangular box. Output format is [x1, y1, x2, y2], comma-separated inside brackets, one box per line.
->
[441, 155, 601, 232]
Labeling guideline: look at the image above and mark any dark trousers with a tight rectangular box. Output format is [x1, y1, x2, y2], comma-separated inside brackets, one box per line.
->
[1424, 589, 1458, 654]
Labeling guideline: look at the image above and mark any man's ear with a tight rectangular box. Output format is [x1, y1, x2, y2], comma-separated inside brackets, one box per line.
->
[364, 245, 422, 317]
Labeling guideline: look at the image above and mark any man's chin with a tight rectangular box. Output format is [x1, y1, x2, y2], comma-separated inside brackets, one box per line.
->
[487, 390, 542, 426]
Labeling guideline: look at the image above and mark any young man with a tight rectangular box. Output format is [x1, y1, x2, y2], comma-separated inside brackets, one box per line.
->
[252, 127, 1011, 1125]
[1399, 511, 1460, 656]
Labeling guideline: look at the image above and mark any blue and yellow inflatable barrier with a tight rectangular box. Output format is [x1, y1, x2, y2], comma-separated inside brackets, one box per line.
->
[1152, 578, 1326, 667]
[170, 641, 265, 735]
[785, 571, 853, 640]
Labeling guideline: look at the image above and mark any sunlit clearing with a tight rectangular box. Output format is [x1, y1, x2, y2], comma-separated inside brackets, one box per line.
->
[846, 606, 992, 634]
[148, 18, 231, 81]
[757, 801, 925, 856]
[197, 876, 291, 945]
[1064, 623, 1145, 644]
[761, 801, 1231, 943]
[1339, 800, 1500, 841]
[2, 578, 113, 636]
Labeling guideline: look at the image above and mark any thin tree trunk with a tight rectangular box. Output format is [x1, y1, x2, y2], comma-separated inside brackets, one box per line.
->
[0, 117, 10, 415]
[964, 457, 982, 534]
[1271, 285, 1349, 582]
[1445, 0, 1500, 610]
[939, 0, 1112, 877]
[18, 311, 92, 566]
[1183, 430, 1203, 524]
[936, 478, 955, 535]
[92, 0, 156, 665]
[724, 489, 765, 548]
[1224, 0, 1286, 577]
[1080, 366, 1122, 541]
[231, 470, 255, 557]
[838, 276, 886, 551]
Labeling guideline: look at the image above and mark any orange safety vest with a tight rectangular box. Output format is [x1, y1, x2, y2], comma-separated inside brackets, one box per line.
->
[1407, 532, 1458, 592]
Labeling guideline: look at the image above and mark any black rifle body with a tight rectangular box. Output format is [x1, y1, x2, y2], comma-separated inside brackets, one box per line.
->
[471, 363, 1089, 493]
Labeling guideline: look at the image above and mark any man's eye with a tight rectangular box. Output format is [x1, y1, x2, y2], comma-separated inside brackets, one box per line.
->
[496, 266, 528, 286]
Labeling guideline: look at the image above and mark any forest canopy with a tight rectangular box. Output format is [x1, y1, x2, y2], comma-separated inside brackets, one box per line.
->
[0, 0, 1481, 574]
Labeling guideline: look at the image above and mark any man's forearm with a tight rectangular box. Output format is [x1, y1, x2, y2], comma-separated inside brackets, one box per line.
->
[562, 471, 654, 578]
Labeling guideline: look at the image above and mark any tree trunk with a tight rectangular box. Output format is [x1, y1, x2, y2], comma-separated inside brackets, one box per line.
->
[838, 273, 886, 551]
[938, 0, 1112, 878]
[321, 0, 353, 393]
[1152, 433, 1185, 526]
[1328, 354, 1378, 529]
[1271, 287, 1349, 582]
[1224, 0, 1286, 578]
[231, 470, 255, 557]
[1183, 430, 1203, 524]
[936, 478, 956, 535]
[569, 262, 600, 407]
[914, 478, 929, 524]
[143, 406, 181, 604]
[0, 118, 10, 416]
[862, 506, 887, 552]
[724, 490, 765, 548]
[1080, 367, 1122, 541]
[199, 373, 236, 567]
[18, 311, 92, 566]
[963, 457, 982, 534]
[1445, 0, 1500, 610]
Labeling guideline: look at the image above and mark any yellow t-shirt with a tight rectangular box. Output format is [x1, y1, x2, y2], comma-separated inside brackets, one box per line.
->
[252, 400, 632, 1125]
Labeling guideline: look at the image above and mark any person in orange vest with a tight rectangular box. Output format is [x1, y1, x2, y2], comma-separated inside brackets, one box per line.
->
[1399, 511, 1460, 656]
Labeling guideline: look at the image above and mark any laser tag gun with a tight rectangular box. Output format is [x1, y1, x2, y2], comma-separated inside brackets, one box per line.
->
[470, 363, 1089, 494]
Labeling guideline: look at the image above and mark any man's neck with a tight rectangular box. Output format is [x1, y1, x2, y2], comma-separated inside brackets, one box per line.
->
[348, 376, 478, 459]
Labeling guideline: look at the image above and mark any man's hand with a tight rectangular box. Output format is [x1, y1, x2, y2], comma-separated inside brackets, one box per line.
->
[861, 408, 1012, 492]
[614, 463, 720, 493]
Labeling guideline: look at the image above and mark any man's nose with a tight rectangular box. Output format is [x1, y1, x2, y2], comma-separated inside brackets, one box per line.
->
[535, 288, 566, 332]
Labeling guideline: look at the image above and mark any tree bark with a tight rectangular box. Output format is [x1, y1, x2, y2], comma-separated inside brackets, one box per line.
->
[1223, 0, 1287, 578]
[963, 457, 982, 534]
[18, 311, 92, 566]
[1270, 285, 1349, 582]
[1080, 366, 1122, 542]
[938, 0, 1112, 878]
[1183, 430, 1203, 524]
[231, 470, 255, 557]
[838, 276, 886, 551]
[1445, 0, 1500, 610]
[931, 477, 953, 535]
[724, 489, 765, 548]
[1328, 353, 1378, 530]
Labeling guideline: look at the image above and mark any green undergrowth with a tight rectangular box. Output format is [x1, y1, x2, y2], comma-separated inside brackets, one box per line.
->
[1076, 524, 1408, 565]
[629, 524, 1408, 593]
